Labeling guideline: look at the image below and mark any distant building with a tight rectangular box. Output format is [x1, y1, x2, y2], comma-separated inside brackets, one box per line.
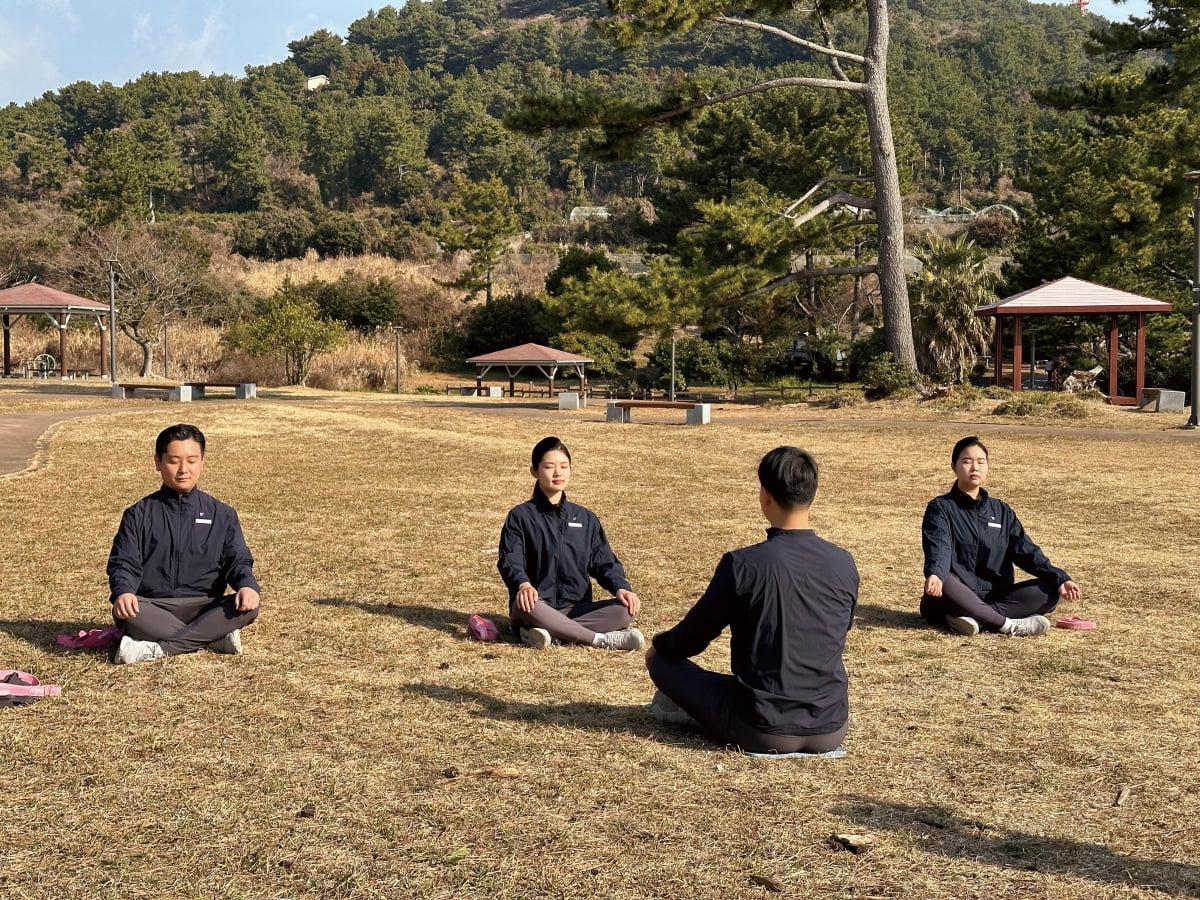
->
[568, 206, 609, 223]
[306, 75, 330, 91]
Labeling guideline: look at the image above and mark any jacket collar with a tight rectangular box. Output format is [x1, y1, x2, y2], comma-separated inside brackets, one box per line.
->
[155, 484, 199, 505]
[530, 487, 568, 512]
[950, 483, 989, 505]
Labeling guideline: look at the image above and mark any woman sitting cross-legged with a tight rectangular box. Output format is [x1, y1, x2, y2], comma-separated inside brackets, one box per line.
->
[921, 435, 1082, 637]
[497, 436, 644, 651]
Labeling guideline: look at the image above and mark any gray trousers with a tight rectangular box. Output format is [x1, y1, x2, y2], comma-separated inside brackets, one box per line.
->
[920, 574, 1058, 632]
[114, 595, 259, 656]
[510, 598, 632, 644]
[647, 653, 847, 754]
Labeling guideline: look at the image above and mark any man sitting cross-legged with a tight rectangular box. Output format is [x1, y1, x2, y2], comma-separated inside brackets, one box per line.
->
[646, 446, 858, 755]
[107, 423, 261, 665]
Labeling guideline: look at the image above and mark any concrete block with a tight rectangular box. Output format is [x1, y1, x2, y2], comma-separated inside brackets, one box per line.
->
[111, 384, 130, 399]
[168, 385, 193, 402]
[486, 386, 503, 398]
[606, 401, 631, 423]
[1140, 388, 1185, 412]
[236, 382, 257, 399]
[558, 391, 581, 410]
[686, 403, 712, 425]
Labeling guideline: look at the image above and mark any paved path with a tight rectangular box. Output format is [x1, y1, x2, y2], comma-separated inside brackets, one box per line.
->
[0, 409, 115, 477]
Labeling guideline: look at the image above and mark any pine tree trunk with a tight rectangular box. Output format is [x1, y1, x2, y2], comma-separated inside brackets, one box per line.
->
[863, 0, 917, 371]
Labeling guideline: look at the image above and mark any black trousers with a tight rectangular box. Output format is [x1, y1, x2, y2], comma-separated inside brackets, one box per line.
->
[921, 574, 1058, 632]
[647, 653, 847, 754]
[510, 598, 632, 644]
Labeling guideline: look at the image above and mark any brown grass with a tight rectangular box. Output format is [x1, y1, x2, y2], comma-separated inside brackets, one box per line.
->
[1, 392, 1199, 898]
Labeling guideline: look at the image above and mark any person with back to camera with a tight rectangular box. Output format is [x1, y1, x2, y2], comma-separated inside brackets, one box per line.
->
[921, 435, 1082, 638]
[497, 436, 645, 651]
[107, 423, 262, 664]
[645, 446, 858, 755]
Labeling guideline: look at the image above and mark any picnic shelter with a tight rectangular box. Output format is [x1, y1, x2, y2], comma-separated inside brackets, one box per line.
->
[465, 343, 593, 397]
[974, 277, 1175, 405]
[0, 284, 112, 379]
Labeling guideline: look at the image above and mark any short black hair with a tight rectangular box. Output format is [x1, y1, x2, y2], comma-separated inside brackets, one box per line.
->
[758, 446, 818, 510]
[155, 424, 206, 459]
[531, 436, 571, 468]
[951, 435, 988, 466]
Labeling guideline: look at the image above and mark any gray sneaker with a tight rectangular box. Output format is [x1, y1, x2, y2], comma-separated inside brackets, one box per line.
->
[644, 690, 696, 725]
[112, 635, 166, 665]
[1006, 614, 1051, 637]
[521, 627, 552, 650]
[593, 628, 645, 651]
[946, 615, 980, 636]
[208, 629, 243, 655]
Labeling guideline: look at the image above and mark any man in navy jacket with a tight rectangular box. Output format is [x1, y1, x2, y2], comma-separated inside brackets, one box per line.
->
[646, 447, 858, 754]
[107, 423, 261, 664]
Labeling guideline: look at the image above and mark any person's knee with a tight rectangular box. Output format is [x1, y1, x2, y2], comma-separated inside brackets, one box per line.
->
[240, 605, 261, 625]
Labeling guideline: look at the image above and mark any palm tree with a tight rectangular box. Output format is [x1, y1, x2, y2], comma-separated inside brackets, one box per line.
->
[909, 234, 998, 383]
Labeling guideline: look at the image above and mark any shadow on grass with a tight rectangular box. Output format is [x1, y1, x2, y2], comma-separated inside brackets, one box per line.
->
[311, 597, 512, 637]
[832, 798, 1200, 897]
[854, 603, 927, 630]
[405, 681, 713, 750]
[0, 618, 112, 650]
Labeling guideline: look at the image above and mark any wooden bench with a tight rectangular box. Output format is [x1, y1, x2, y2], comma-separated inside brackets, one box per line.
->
[606, 399, 711, 425]
[184, 382, 257, 399]
[112, 383, 193, 401]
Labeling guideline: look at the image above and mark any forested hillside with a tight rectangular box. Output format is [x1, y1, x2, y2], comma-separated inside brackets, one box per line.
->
[2, 0, 1179, 393]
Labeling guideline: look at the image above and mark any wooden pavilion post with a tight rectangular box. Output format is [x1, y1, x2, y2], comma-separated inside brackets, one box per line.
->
[57, 313, 68, 377]
[992, 314, 1003, 387]
[1108, 314, 1120, 400]
[475, 374, 483, 396]
[2, 314, 10, 376]
[1135, 312, 1147, 402]
[1011, 315, 1024, 391]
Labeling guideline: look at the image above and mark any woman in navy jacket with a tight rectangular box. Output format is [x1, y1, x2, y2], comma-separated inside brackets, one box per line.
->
[497, 436, 644, 651]
[921, 435, 1082, 637]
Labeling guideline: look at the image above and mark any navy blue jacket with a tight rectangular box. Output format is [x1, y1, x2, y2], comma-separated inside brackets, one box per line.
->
[922, 484, 1070, 598]
[497, 489, 630, 609]
[107, 486, 260, 603]
[653, 528, 859, 736]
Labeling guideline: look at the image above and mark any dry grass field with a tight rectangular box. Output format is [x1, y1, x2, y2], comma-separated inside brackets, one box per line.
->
[1, 388, 1198, 899]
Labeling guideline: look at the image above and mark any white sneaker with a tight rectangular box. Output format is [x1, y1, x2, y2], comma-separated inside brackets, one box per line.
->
[112, 635, 166, 664]
[592, 628, 645, 651]
[946, 615, 980, 636]
[521, 627, 552, 650]
[1005, 615, 1051, 637]
[644, 690, 696, 724]
[208, 629, 243, 655]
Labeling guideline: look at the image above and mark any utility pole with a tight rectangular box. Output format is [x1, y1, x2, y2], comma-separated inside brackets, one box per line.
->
[104, 258, 118, 382]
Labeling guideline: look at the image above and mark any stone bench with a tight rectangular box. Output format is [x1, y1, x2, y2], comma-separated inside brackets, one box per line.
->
[606, 399, 711, 425]
[184, 382, 257, 399]
[112, 383, 193, 401]
[1140, 388, 1185, 413]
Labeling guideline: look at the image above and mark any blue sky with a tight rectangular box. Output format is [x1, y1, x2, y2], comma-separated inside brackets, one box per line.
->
[0, 0, 1156, 107]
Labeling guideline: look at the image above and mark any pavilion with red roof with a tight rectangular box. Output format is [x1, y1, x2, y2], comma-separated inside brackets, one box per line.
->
[465, 342, 593, 397]
[974, 277, 1175, 405]
[0, 283, 112, 379]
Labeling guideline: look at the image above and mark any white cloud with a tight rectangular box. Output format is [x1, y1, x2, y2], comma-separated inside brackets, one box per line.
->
[131, 12, 152, 45]
[0, 18, 62, 104]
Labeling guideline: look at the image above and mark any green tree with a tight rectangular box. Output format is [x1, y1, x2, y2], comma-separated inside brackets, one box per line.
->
[909, 234, 997, 382]
[432, 174, 520, 302]
[225, 280, 346, 385]
[509, 0, 918, 369]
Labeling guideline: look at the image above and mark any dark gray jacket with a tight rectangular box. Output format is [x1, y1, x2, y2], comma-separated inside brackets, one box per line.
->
[107, 486, 260, 603]
[922, 484, 1069, 598]
[653, 528, 858, 736]
[497, 489, 629, 609]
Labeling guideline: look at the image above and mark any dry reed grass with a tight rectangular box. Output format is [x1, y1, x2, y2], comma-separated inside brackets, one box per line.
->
[1, 395, 1198, 899]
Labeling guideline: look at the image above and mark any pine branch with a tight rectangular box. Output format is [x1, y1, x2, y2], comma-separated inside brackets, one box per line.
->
[710, 16, 864, 69]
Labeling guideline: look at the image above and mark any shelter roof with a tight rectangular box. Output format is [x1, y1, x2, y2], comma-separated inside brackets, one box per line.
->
[0, 283, 110, 315]
[466, 343, 592, 365]
[975, 277, 1174, 317]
